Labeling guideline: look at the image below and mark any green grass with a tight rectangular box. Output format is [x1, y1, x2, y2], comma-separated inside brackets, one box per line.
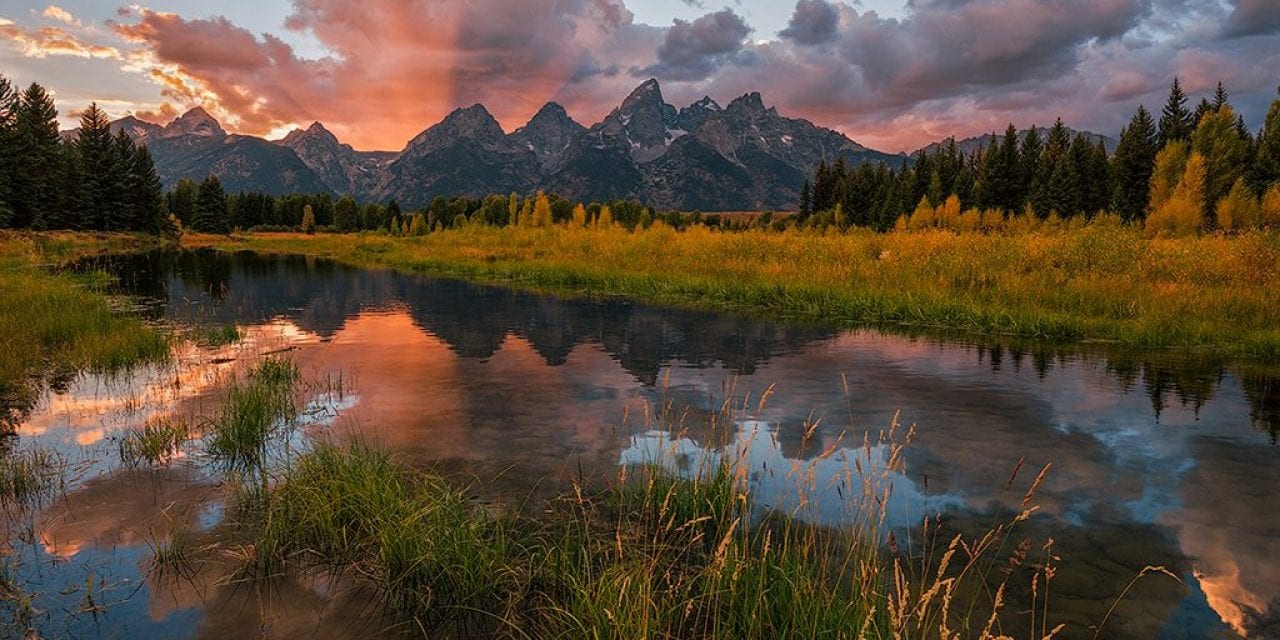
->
[189, 324, 241, 348]
[0, 232, 170, 432]
[206, 357, 299, 473]
[189, 223, 1280, 362]
[253, 440, 517, 633]
[235, 429, 1057, 638]
[0, 447, 63, 507]
[119, 418, 191, 467]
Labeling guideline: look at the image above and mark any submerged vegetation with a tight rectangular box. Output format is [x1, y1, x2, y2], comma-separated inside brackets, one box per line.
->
[195, 221, 1280, 360]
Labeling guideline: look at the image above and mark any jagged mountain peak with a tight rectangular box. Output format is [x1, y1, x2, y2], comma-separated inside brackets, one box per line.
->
[511, 102, 586, 172]
[725, 92, 774, 117]
[529, 101, 571, 121]
[159, 106, 225, 140]
[692, 96, 721, 111]
[135, 81, 908, 211]
[622, 78, 663, 105]
[401, 104, 506, 155]
[281, 121, 340, 147]
[676, 96, 723, 132]
[446, 103, 501, 126]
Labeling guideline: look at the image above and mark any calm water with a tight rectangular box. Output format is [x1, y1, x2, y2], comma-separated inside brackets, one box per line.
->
[4, 249, 1278, 639]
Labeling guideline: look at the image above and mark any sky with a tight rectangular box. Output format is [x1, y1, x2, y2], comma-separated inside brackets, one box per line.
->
[1, 0, 1277, 153]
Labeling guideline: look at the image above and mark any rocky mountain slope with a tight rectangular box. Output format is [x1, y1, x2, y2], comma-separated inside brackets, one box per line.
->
[97, 80, 1133, 210]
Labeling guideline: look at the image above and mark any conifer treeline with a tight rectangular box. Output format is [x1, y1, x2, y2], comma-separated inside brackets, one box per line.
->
[800, 80, 1280, 233]
[0, 75, 165, 233]
[172, 186, 660, 236]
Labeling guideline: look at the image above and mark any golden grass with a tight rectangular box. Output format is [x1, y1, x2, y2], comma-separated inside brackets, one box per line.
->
[189, 222, 1280, 360]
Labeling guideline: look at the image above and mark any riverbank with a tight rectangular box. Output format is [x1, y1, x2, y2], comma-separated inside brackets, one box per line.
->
[0, 232, 170, 429]
[188, 224, 1280, 361]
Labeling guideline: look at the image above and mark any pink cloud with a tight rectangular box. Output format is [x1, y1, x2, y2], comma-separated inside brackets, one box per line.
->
[77, 0, 1280, 154]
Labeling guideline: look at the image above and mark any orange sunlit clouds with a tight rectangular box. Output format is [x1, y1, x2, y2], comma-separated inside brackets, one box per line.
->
[0, 19, 119, 59]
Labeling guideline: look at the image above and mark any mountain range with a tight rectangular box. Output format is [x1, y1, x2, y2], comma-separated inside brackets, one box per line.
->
[90, 79, 1110, 211]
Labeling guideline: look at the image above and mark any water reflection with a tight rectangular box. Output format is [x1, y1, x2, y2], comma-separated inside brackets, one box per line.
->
[2, 249, 1275, 639]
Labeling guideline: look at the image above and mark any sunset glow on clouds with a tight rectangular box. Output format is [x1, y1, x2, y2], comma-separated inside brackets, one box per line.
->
[0, 1, 1277, 152]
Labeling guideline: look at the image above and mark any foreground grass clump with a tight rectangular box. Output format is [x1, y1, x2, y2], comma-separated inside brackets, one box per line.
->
[193, 223, 1280, 360]
[189, 324, 241, 348]
[0, 447, 63, 507]
[119, 418, 191, 467]
[0, 232, 169, 429]
[241, 426, 1064, 638]
[253, 441, 516, 632]
[207, 358, 299, 472]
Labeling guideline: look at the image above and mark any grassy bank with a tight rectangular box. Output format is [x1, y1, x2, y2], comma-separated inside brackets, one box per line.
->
[0, 232, 170, 428]
[241, 414, 1056, 638]
[191, 223, 1280, 360]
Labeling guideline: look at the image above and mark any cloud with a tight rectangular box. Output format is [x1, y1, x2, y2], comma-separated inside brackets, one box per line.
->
[109, 0, 661, 149]
[642, 9, 752, 82]
[1223, 0, 1280, 37]
[0, 20, 119, 59]
[780, 0, 839, 45]
[41, 5, 76, 26]
[3, 0, 1274, 155]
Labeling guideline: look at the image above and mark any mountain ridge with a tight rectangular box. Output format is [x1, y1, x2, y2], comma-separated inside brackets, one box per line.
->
[88, 79, 1114, 210]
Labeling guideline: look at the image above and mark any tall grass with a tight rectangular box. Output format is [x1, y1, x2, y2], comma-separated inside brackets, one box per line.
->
[192, 223, 1280, 360]
[234, 395, 1077, 638]
[252, 440, 518, 634]
[0, 232, 170, 431]
[0, 447, 64, 508]
[119, 418, 191, 467]
[206, 357, 299, 473]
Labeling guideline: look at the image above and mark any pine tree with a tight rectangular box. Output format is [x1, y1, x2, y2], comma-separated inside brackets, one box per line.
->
[191, 176, 229, 233]
[1213, 82, 1230, 111]
[45, 143, 88, 230]
[0, 74, 18, 227]
[1251, 87, 1280, 195]
[979, 126, 1023, 213]
[1111, 105, 1158, 222]
[798, 180, 813, 220]
[1032, 119, 1071, 215]
[1020, 126, 1043, 205]
[111, 131, 155, 231]
[1193, 98, 1214, 131]
[12, 83, 61, 228]
[76, 103, 124, 230]
[1158, 78, 1193, 148]
[168, 178, 197, 224]
[131, 146, 164, 233]
[301, 204, 316, 234]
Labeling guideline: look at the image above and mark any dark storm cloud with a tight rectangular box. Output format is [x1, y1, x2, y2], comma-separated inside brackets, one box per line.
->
[780, 0, 840, 45]
[644, 9, 752, 81]
[1223, 0, 1280, 37]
